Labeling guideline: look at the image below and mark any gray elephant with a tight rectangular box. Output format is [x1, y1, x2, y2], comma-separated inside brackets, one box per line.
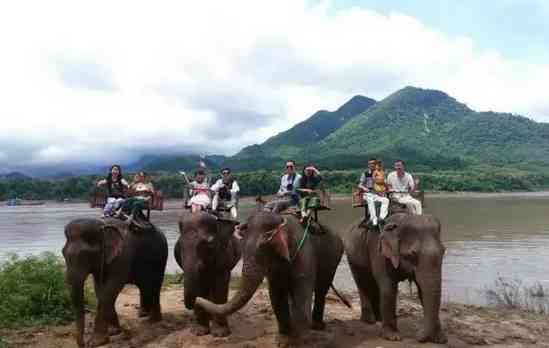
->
[62, 217, 168, 347]
[344, 213, 447, 343]
[195, 211, 346, 347]
[174, 211, 241, 336]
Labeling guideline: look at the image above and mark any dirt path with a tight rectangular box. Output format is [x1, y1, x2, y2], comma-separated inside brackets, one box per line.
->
[3, 284, 548, 348]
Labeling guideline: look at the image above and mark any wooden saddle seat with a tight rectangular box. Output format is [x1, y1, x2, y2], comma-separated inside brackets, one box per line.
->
[90, 188, 164, 211]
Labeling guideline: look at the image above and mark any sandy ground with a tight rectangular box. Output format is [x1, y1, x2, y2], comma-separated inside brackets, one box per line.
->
[2, 282, 548, 348]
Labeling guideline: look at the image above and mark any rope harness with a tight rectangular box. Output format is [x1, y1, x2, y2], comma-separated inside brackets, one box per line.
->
[265, 217, 311, 262]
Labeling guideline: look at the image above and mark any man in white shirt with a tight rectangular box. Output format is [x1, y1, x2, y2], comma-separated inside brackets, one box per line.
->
[386, 160, 422, 215]
[264, 160, 302, 213]
[211, 168, 240, 219]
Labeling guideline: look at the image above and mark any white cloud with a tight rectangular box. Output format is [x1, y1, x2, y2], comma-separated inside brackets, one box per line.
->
[0, 0, 547, 170]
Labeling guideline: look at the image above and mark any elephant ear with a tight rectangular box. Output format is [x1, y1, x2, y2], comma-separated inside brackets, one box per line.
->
[380, 222, 400, 269]
[257, 220, 290, 262]
[101, 225, 124, 264]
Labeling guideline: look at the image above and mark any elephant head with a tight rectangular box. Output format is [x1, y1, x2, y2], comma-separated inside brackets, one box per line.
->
[195, 212, 290, 317]
[379, 214, 447, 343]
[62, 218, 127, 347]
[177, 212, 240, 309]
[379, 214, 420, 269]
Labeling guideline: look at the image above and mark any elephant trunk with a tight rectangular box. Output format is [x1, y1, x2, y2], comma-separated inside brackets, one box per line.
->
[67, 271, 85, 347]
[195, 260, 264, 317]
[183, 271, 199, 310]
[415, 248, 444, 342]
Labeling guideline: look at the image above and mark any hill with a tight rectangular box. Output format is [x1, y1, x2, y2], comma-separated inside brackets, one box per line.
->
[309, 86, 549, 171]
[129, 86, 549, 175]
[234, 95, 376, 161]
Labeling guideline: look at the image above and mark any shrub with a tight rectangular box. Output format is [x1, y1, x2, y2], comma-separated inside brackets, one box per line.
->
[485, 277, 549, 314]
[0, 253, 75, 328]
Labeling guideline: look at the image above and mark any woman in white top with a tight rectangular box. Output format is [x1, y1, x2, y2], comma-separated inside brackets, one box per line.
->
[188, 169, 211, 213]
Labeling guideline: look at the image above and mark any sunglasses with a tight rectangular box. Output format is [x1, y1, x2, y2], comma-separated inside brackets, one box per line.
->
[286, 165, 294, 169]
[222, 172, 230, 175]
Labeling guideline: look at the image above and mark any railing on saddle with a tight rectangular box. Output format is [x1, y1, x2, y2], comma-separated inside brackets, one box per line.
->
[89, 188, 164, 219]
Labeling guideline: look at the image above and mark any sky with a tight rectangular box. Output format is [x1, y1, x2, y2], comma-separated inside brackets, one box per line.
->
[1, 0, 548, 172]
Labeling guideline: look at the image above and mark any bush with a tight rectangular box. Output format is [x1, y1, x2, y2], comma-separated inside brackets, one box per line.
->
[0, 253, 75, 329]
[485, 277, 549, 314]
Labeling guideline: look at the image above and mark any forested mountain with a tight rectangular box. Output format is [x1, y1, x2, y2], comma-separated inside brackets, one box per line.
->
[131, 86, 549, 174]
[235, 95, 376, 160]
[308, 87, 549, 171]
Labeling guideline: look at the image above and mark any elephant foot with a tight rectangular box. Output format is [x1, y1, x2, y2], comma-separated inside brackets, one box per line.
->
[360, 311, 376, 324]
[311, 320, 326, 331]
[210, 323, 231, 337]
[417, 327, 448, 344]
[191, 324, 210, 336]
[276, 334, 291, 348]
[381, 326, 401, 341]
[86, 333, 109, 347]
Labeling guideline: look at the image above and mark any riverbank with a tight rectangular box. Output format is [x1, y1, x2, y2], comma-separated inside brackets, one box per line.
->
[1, 282, 548, 348]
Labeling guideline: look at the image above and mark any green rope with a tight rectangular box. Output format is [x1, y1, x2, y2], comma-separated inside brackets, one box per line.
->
[292, 215, 312, 262]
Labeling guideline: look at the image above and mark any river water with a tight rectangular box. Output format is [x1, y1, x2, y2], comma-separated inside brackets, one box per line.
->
[1, 193, 548, 305]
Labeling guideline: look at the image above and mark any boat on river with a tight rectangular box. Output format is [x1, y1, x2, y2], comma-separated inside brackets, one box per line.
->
[5, 198, 46, 206]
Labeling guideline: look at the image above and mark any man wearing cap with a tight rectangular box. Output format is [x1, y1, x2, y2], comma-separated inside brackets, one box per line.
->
[211, 168, 240, 219]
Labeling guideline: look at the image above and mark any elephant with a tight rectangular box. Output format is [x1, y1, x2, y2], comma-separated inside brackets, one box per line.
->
[173, 211, 241, 337]
[195, 211, 346, 347]
[344, 212, 447, 343]
[62, 217, 168, 347]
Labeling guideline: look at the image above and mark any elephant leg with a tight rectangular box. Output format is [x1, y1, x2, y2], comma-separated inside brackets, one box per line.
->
[289, 274, 313, 336]
[348, 261, 377, 324]
[379, 279, 400, 341]
[148, 282, 163, 322]
[414, 268, 447, 344]
[88, 280, 124, 347]
[311, 287, 328, 331]
[210, 272, 231, 337]
[191, 305, 211, 336]
[268, 280, 293, 347]
[137, 284, 151, 318]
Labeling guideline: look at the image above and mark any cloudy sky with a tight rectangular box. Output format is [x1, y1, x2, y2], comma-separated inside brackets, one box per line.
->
[1, 0, 548, 171]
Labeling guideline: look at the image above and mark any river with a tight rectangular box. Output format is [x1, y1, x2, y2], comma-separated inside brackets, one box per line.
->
[1, 193, 548, 306]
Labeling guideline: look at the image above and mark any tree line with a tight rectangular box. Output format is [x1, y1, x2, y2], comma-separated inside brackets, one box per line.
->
[2, 169, 549, 201]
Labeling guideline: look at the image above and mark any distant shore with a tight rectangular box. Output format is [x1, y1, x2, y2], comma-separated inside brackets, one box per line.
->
[3, 190, 549, 207]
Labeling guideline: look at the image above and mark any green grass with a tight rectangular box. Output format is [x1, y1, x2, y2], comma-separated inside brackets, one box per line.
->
[0, 253, 93, 329]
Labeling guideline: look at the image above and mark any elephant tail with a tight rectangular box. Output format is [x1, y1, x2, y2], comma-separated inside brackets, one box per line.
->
[330, 284, 352, 309]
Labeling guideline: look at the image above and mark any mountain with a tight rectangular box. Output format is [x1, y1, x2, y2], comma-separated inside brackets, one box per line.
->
[235, 95, 376, 160]
[121, 86, 549, 174]
[1, 172, 31, 180]
[307, 86, 549, 171]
